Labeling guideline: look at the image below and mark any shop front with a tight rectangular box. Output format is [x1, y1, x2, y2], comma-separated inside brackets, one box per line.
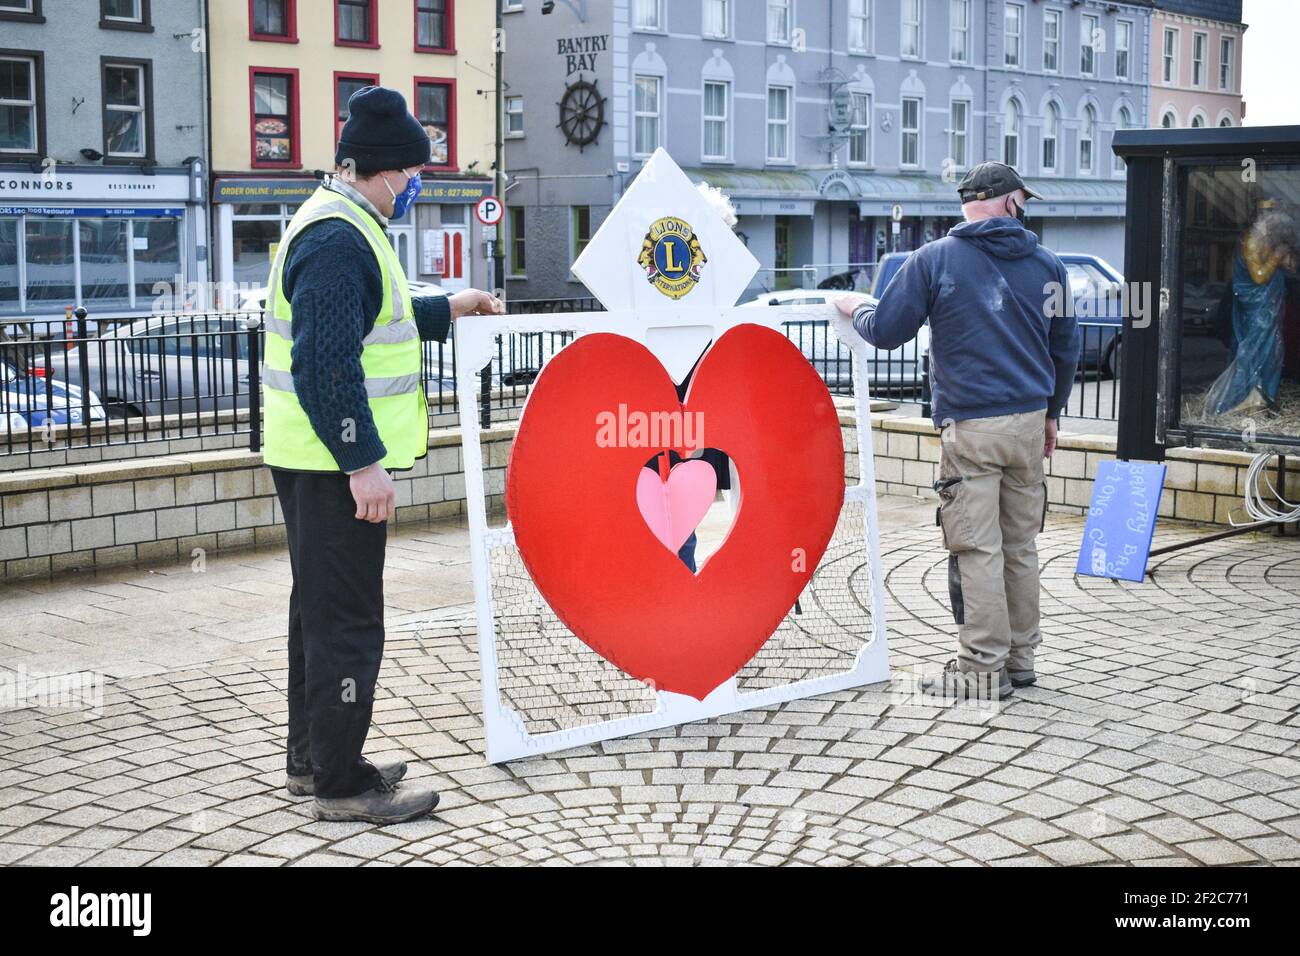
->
[0, 164, 205, 321]
[210, 175, 494, 305]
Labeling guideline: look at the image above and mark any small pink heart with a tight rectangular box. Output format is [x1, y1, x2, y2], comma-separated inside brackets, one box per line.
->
[636, 460, 718, 553]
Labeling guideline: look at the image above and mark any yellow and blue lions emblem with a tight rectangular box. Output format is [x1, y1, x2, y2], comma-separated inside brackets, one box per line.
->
[636, 217, 707, 300]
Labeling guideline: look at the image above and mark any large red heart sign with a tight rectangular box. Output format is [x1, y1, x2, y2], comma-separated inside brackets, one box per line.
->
[506, 323, 844, 701]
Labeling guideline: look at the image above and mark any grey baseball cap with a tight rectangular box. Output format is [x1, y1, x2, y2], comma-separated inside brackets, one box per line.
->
[957, 162, 1043, 203]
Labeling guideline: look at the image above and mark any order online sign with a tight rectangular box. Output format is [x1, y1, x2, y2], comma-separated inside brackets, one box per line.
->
[456, 149, 890, 763]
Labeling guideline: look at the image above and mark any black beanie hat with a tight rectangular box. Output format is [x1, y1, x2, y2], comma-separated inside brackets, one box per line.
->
[335, 86, 431, 175]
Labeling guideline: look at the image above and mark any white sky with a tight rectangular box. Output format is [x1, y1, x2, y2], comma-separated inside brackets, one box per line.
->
[1241, 0, 1300, 126]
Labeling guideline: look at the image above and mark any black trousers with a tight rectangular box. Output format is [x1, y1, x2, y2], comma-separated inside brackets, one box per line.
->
[272, 468, 387, 799]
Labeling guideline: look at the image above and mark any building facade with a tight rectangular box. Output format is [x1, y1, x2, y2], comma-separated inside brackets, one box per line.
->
[206, 0, 495, 303]
[0, 0, 209, 321]
[502, 0, 1154, 301]
[1149, 0, 1244, 129]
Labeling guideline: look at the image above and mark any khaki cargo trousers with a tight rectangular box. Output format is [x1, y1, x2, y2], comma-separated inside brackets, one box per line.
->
[935, 410, 1048, 674]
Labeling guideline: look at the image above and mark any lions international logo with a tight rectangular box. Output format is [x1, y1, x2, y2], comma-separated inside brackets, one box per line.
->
[637, 217, 707, 300]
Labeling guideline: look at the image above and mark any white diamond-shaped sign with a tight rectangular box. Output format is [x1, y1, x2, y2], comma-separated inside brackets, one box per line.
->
[572, 148, 760, 313]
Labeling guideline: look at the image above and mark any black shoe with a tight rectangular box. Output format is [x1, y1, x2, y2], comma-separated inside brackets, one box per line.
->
[312, 777, 440, 825]
[1007, 668, 1037, 688]
[287, 760, 408, 797]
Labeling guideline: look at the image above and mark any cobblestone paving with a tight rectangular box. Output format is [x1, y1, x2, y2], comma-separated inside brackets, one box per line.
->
[1, 498, 1298, 866]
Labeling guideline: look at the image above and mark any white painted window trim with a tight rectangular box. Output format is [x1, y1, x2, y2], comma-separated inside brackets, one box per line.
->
[1004, 2, 1024, 70]
[632, 73, 662, 158]
[701, 79, 731, 162]
[1115, 19, 1133, 81]
[900, 94, 923, 169]
[1163, 27, 1179, 86]
[0, 55, 38, 154]
[901, 0, 924, 61]
[949, 0, 970, 65]
[848, 90, 873, 167]
[765, 83, 794, 164]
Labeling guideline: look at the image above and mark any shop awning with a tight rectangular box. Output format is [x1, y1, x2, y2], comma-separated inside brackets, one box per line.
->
[683, 166, 1128, 219]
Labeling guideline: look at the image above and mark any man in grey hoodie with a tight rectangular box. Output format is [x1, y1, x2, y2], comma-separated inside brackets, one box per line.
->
[835, 162, 1080, 701]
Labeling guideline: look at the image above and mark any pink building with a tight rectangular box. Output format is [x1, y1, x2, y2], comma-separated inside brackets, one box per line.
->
[1150, 5, 1245, 128]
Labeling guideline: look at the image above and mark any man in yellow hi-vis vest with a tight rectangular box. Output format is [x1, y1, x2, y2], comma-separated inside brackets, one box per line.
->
[264, 87, 502, 824]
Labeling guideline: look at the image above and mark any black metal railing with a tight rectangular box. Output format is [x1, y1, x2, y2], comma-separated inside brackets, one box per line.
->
[0, 302, 1121, 471]
[1063, 321, 1123, 421]
[1, 313, 261, 465]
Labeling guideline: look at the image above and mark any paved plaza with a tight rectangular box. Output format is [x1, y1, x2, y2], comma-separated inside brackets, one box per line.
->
[1, 496, 1298, 866]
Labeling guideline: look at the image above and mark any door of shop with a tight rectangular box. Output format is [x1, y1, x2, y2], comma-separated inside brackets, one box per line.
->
[429, 226, 469, 292]
[385, 226, 417, 280]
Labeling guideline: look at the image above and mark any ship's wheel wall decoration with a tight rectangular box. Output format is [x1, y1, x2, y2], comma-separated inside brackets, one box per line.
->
[557, 75, 606, 152]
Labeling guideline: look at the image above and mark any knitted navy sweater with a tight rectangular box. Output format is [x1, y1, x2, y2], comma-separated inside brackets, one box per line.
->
[279, 219, 451, 473]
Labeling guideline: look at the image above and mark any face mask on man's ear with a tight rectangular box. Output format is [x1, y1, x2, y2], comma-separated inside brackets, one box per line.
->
[385, 168, 422, 219]
[1007, 196, 1027, 225]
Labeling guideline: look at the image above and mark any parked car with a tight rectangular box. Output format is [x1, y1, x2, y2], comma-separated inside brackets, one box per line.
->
[1, 359, 106, 431]
[740, 288, 930, 391]
[870, 248, 1124, 379]
[236, 280, 449, 314]
[1059, 253, 1124, 377]
[870, 252, 913, 297]
[46, 315, 254, 420]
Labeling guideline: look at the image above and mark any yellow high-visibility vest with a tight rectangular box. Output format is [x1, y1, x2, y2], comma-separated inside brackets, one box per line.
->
[261, 185, 426, 472]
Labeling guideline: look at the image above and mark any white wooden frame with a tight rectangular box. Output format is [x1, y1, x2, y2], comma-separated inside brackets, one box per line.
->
[457, 150, 890, 764]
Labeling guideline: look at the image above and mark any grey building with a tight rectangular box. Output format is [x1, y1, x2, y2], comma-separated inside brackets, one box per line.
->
[503, 0, 1151, 301]
[0, 0, 209, 321]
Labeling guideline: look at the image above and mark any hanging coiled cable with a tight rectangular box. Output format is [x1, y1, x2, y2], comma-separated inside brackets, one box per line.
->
[1235, 452, 1300, 525]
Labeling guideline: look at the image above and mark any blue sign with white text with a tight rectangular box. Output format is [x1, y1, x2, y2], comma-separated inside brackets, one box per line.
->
[1076, 460, 1167, 582]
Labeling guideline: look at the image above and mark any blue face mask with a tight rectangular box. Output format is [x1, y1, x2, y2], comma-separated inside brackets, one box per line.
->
[386, 169, 421, 219]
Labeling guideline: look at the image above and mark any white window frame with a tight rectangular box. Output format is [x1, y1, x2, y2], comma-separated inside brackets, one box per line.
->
[1004, 3, 1024, 70]
[948, 98, 968, 171]
[1042, 8, 1061, 73]
[702, 0, 731, 40]
[1081, 13, 1098, 77]
[849, 91, 872, 166]
[632, 0, 663, 32]
[1079, 105, 1096, 174]
[503, 0, 523, 11]
[1002, 99, 1020, 169]
[765, 83, 793, 163]
[1163, 28, 1179, 85]
[103, 0, 143, 24]
[901, 0, 922, 60]
[1115, 20, 1132, 81]
[0, 0, 36, 11]
[701, 79, 731, 162]
[949, 0, 969, 64]
[504, 94, 523, 137]
[1219, 35, 1235, 91]
[1191, 31, 1207, 88]
[632, 73, 661, 157]
[848, 0, 871, 54]
[104, 61, 147, 159]
[0, 55, 38, 155]
[767, 0, 792, 45]
[900, 95, 922, 168]
[1041, 102, 1059, 174]
[1113, 106, 1130, 173]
